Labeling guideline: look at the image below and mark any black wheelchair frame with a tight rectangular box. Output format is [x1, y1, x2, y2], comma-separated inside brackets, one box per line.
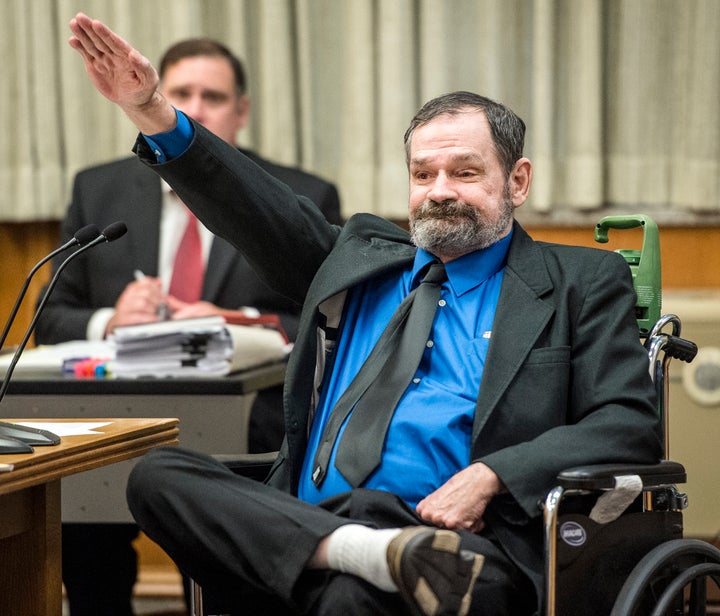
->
[543, 215, 720, 615]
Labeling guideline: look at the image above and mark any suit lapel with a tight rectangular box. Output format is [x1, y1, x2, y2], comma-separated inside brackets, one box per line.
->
[472, 224, 555, 442]
[285, 215, 415, 455]
[305, 214, 416, 307]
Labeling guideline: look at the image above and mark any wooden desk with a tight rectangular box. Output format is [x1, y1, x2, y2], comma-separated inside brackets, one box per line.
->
[0, 417, 179, 616]
[2, 363, 285, 522]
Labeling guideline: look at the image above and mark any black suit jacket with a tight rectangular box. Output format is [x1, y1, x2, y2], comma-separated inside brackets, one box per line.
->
[135, 122, 663, 601]
[35, 150, 342, 344]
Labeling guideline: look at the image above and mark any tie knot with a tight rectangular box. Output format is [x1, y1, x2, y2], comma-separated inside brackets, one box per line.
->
[421, 262, 447, 286]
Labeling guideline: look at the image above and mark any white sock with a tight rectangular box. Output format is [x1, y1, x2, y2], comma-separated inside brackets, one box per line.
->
[325, 524, 402, 592]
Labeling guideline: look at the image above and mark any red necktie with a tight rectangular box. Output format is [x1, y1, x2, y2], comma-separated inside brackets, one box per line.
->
[168, 208, 204, 303]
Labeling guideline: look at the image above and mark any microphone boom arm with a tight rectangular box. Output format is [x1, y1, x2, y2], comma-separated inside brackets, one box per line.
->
[0, 222, 127, 450]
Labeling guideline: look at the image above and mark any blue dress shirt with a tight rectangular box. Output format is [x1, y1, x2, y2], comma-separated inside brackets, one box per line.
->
[299, 238, 511, 508]
[142, 109, 193, 162]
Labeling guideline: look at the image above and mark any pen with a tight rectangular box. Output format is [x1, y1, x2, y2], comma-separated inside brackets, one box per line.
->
[133, 270, 170, 320]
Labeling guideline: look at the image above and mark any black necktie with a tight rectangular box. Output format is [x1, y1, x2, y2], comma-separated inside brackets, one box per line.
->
[311, 262, 447, 488]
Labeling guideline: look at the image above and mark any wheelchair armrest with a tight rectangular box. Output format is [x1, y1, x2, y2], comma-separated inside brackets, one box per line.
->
[557, 460, 686, 490]
[212, 451, 279, 482]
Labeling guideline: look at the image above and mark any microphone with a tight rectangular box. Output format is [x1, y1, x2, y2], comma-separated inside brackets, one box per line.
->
[0, 221, 128, 453]
[0, 224, 101, 351]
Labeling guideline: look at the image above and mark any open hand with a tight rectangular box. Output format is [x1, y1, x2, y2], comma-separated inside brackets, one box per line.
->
[68, 13, 176, 135]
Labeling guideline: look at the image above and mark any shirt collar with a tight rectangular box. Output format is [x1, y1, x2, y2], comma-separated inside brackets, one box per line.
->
[412, 229, 513, 297]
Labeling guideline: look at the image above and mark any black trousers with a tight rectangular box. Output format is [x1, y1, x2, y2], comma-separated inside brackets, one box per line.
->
[127, 446, 535, 615]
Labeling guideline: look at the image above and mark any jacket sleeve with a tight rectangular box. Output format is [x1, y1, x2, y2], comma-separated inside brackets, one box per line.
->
[134, 121, 342, 306]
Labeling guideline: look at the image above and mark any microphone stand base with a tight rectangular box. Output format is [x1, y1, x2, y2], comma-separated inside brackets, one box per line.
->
[0, 421, 61, 447]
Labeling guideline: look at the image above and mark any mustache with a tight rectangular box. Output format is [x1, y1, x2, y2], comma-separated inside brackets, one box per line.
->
[412, 199, 479, 222]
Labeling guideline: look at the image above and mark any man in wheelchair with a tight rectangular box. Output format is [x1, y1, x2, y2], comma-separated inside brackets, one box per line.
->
[71, 14, 668, 615]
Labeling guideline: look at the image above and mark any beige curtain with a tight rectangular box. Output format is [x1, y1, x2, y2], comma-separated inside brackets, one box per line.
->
[1, 0, 718, 222]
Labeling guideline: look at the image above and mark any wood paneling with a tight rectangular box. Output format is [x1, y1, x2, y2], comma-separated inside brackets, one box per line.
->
[2, 221, 719, 349]
[524, 225, 720, 290]
[0, 222, 59, 348]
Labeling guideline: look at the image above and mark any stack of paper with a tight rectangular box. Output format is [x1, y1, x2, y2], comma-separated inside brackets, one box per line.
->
[110, 316, 289, 378]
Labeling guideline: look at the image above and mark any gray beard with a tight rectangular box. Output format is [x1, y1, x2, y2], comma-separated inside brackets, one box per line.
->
[409, 192, 514, 259]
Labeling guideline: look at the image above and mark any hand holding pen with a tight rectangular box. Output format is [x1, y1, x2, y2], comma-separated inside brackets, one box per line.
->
[103, 270, 169, 336]
[125, 271, 229, 325]
[133, 270, 170, 320]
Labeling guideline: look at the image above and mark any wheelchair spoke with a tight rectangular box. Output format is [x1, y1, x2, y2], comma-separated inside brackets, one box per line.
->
[611, 539, 720, 616]
[649, 563, 720, 616]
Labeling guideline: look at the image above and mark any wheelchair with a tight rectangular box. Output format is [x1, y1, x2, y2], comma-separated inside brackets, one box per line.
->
[544, 215, 720, 615]
[191, 215, 720, 616]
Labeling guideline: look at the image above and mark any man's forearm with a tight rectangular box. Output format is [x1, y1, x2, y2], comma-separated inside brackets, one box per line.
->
[123, 90, 178, 137]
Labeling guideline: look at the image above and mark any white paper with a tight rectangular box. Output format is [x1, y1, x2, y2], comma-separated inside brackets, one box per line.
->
[14, 421, 112, 436]
[0, 340, 114, 376]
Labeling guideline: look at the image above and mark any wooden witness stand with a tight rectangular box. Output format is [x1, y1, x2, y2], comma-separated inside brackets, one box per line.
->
[0, 417, 179, 616]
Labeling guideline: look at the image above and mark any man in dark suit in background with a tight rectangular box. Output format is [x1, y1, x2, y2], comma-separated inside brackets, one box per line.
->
[35, 37, 341, 616]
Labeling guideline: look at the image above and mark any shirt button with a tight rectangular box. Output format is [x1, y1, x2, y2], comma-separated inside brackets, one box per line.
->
[412, 377, 421, 384]
[438, 299, 447, 307]
[426, 340, 434, 348]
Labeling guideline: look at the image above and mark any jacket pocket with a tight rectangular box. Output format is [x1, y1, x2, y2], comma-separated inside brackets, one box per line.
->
[491, 346, 573, 439]
[523, 345, 571, 365]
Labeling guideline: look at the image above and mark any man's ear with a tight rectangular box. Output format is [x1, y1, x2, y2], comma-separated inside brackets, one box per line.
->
[509, 157, 532, 206]
[235, 94, 251, 131]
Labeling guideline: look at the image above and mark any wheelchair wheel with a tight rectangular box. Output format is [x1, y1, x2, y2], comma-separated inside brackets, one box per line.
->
[610, 539, 720, 616]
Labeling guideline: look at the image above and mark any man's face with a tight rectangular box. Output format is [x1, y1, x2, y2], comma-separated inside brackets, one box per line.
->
[161, 56, 249, 146]
[407, 110, 524, 261]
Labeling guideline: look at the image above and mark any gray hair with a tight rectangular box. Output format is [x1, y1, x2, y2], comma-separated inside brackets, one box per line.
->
[404, 91, 525, 177]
